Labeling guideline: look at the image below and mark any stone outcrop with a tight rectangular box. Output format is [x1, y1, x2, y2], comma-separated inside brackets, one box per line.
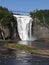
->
[32, 18, 49, 39]
[0, 19, 20, 40]
[0, 16, 49, 41]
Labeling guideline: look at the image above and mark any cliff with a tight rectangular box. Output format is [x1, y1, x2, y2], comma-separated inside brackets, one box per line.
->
[0, 6, 20, 40]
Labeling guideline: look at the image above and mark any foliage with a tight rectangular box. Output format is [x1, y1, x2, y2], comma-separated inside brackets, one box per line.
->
[30, 10, 49, 25]
[0, 6, 13, 26]
[0, 6, 17, 39]
[6, 44, 37, 52]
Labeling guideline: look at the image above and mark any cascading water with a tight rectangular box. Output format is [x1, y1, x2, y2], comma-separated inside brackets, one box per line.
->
[13, 15, 36, 41]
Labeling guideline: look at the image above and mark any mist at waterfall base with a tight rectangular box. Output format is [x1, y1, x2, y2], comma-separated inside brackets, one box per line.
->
[13, 15, 37, 41]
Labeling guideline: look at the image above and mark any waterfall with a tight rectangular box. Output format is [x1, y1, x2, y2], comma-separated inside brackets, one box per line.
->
[13, 15, 36, 41]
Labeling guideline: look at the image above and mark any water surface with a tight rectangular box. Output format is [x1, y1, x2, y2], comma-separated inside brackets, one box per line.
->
[0, 41, 49, 65]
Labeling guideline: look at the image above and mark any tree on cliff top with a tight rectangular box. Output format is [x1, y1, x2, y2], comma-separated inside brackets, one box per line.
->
[0, 6, 16, 40]
[0, 6, 13, 26]
[30, 10, 49, 26]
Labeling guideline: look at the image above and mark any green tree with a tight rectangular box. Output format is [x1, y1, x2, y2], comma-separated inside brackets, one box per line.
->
[30, 10, 49, 25]
[0, 6, 13, 26]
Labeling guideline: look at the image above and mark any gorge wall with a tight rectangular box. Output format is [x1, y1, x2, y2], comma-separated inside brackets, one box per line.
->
[0, 15, 49, 41]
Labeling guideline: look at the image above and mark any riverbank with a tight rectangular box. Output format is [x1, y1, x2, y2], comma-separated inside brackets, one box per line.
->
[0, 43, 49, 58]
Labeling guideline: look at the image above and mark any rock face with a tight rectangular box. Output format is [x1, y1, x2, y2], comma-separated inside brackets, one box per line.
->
[34, 25, 49, 38]
[0, 16, 49, 41]
[0, 19, 20, 40]
[32, 18, 49, 39]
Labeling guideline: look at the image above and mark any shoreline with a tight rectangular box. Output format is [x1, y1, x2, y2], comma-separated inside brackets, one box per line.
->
[0, 49, 49, 58]
[0, 43, 49, 58]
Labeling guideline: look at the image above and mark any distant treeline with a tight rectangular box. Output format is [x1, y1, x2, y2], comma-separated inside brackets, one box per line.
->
[0, 6, 49, 40]
[30, 10, 49, 25]
[0, 6, 13, 26]
[0, 6, 49, 26]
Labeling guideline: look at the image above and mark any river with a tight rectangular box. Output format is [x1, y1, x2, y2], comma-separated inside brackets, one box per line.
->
[0, 40, 49, 65]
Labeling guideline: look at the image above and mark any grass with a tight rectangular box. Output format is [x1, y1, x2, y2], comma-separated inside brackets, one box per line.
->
[5, 44, 37, 53]
[0, 43, 49, 58]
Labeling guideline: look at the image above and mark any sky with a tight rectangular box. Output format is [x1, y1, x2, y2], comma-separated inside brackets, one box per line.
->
[0, 0, 49, 15]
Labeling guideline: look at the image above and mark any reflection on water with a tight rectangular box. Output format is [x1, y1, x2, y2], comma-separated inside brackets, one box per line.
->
[0, 50, 49, 65]
[0, 41, 49, 65]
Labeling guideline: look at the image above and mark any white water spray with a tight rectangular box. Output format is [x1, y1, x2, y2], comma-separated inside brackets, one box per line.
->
[13, 15, 36, 41]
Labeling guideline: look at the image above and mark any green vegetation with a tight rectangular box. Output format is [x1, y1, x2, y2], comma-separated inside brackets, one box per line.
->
[5, 44, 37, 52]
[0, 43, 49, 58]
[0, 6, 49, 40]
[30, 10, 49, 25]
[4, 43, 49, 58]
[0, 6, 19, 40]
[0, 6, 49, 58]
[0, 6, 49, 26]
[0, 6, 13, 26]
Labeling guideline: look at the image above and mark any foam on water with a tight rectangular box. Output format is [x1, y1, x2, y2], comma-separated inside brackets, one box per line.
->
[13, 15, 36, 41]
